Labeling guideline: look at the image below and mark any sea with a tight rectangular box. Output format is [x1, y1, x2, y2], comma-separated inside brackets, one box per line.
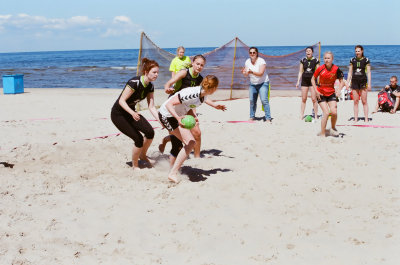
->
[1, 45, 399, 91]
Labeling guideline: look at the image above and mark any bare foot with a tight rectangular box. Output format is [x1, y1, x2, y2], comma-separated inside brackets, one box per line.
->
[158, 143, 165, 154]
[168, 173, 179, 183]
[139, 156, 155, 165]
[317, 131, 326, 137]
[329, 128, 339, 136]
[133, 166, 141, 172]
[249, 117, 255, 121]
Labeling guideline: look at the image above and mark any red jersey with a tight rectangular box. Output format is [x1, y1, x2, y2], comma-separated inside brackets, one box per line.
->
[313, 64, 344, 96]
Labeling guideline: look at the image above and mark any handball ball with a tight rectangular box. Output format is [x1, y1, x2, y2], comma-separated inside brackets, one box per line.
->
[181, 115, 196, 129]
[305, 115, 313, 122]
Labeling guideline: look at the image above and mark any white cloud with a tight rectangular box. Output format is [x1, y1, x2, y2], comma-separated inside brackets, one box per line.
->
[0, 14, 104, 31]
[101, 15, 141, 37]
[113, 16, 131, 24]
[0, 13, 142, 38]
[0, 14, 12, 20]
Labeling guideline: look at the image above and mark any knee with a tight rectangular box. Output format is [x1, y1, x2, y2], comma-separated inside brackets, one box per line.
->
[192, 130, 201, 141]
[322, 110, 330, 117]
[261, 97, 269, 105]
[144, 129, 155, 140]
[330, 109, 337, 116]
[186, 139, 196, 149]
[134, 135, 144, 148]
[170, 140, 183, 157]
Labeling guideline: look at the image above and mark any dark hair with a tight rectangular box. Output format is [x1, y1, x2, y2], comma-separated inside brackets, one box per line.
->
[306, 46, 314, 52]
[141, 58, 159, 75]
[355, 45, 364, 57]
[193, 54, 206, 63]
[391, 75, 398, 81]
[249, 47, 259, 57]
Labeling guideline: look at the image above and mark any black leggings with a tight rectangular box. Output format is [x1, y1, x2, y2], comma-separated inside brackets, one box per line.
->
[111, 110, 154, 148]
[170, 135, 183, 157]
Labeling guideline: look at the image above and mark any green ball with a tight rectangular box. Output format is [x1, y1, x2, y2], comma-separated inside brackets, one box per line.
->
[181, 115, 196, 129]
[305, 115, 313, 122]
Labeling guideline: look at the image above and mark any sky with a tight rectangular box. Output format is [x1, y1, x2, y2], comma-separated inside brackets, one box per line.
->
[0, 0, 399, 52]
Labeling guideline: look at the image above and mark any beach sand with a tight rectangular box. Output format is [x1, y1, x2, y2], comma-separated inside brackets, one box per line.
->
[1, 88, 399, 264]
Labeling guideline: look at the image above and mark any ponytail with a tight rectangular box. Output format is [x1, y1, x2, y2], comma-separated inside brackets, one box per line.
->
[141, 58, 159, 75]
[201, 75, 219, 93]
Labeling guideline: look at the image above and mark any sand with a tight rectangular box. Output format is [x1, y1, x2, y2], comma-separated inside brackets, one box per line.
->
[1, 88, 399, 265]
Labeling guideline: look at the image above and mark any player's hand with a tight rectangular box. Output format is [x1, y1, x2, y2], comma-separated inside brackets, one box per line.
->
[131, 112, 141, 121]
[165, 87, 174, 94]
[178, 116, 185, 128]
[315, 90, 321, 101]
[215, 104, 227, 111]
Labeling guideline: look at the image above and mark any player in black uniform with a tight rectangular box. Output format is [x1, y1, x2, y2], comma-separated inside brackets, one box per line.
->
[346, 45, 372, 122]
[296, 46, 320, 119]
[111, 58, 160, 171]
[160, 55, 206, 161]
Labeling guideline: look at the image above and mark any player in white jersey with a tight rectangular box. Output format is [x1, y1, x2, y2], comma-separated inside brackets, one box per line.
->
[158, 75, 227, 183]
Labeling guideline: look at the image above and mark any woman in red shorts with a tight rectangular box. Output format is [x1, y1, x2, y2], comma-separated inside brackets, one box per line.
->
[311, 51, 345, 137]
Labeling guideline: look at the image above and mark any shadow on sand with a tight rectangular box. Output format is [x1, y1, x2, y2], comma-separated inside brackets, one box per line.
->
[180, 166, 232, 182]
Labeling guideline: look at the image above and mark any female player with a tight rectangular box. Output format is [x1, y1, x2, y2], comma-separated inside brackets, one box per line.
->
[111, 58, 160, 170]
[311, 51, 345, 137]
[346, 45, 372, 122]
[169, 46, 191, 78]
[296, 46, 320, 119]
[158, 75, 226, 183]
[160, 55, 206, 159]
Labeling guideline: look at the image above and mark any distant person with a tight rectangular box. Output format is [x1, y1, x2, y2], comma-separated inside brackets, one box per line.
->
[346, 45, 372, 122]
[111, 58, 160, 171]
[311, 51, 345, 137]
[158, 75, 226, 183]
[241, 47, 272, 123]
[296, 46, 320, 120]
[390, 76, 400, 113]
[372, 76, 399, 113]
[160, 55, 206, 160]
[169, 46, 191, 78]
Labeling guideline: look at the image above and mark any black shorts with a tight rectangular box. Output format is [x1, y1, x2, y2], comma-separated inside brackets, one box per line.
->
[351, 79, 367, 90]
[301, 76, 312, 87]
[318, 93, 337, 103]
[158, 112, 179, 132]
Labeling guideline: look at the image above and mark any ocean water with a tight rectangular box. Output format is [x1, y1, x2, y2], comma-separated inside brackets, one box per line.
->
[1, 45, 399, 90]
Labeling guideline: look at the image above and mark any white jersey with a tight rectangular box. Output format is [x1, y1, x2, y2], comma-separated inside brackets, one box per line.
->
[245, 57, 269, 85]
[159, 86, 206, 118]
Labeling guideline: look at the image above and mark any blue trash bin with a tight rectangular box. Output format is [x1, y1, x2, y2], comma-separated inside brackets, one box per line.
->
[2, 74, 24, 94]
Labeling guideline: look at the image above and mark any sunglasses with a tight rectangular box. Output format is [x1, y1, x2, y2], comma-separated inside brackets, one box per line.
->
[249, 52, 257, 55]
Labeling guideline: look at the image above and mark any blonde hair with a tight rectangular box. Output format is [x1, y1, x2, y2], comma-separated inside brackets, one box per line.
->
[323, 51, 334, 59]
[201, 75, 219, 93]
[176, 46, 185, 54]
